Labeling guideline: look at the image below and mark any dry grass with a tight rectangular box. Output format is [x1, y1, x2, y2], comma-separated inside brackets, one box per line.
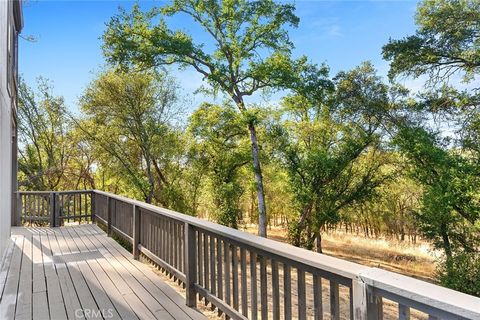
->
[244, 225, 438, 283]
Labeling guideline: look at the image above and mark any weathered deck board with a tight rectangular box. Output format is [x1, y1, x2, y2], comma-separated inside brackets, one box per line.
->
[0, 226, 206, 320]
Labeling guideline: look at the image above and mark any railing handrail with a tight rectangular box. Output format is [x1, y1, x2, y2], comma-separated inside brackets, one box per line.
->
[16, 189, 480, 319]
[359, 268, 480, 319]
[17, 190, 92, 195]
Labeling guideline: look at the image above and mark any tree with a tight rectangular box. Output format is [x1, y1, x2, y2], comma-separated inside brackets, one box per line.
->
[271, 63, 394, 252]
[383, 0, 480, 83]
[102, 0, 320, 237]
[79, 70, 187, 209]
[17, 78, 76, 191]
[383, 0, 480, 157]
[384, 0, 480, 295]
[188, 103, 250, 227]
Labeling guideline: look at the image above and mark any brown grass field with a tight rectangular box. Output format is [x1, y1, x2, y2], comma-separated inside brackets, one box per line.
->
[246, 225, 438, 283]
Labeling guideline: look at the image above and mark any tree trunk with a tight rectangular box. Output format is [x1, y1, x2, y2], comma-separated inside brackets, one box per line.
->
[441, 226, 452, 260]
[316, 231, 323, 253]
[247, 122, 267, 237]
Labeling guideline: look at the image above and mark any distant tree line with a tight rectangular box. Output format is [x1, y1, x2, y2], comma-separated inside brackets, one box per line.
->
[18, 0, 479, 296]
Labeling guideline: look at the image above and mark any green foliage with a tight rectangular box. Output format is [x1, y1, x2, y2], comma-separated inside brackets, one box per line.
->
[17, 78, 94, 191]
[437, 252, 480, 297]
[102, 0, 310, 98]
[393, 126, 480, 256]
[188, 103, 250, 227]
[79, 70, 188, 210]
[271, 63, 394, 251]
[385, 0, 480, 296]
[383, 0, 480, 83]
[102, 0, 334, 237]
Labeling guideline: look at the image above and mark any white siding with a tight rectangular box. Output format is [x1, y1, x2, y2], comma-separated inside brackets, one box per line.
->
[0, 0, 13, 259]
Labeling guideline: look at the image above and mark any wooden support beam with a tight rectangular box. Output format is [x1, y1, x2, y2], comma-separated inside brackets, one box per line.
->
[185, 223, 197, 308]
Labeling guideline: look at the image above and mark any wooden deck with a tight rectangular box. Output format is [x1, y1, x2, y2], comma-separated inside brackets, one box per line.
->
[0, 224, 207, 320]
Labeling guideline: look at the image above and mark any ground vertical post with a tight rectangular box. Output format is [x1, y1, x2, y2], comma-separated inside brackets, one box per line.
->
[352, 278, 367, 320]
[132, 205, 140, 259]
[49, 192, 56, 227]
[352, 276, 383, 320]
[90, 191, 95, 223]
[54, 192, 60, 227]
[185, 222, 197, 307]
[107, 196, 112, 236]
[15, 192, 22, 226]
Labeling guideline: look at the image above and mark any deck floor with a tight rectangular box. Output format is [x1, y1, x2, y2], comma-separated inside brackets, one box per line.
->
[0, 224, 206, 320]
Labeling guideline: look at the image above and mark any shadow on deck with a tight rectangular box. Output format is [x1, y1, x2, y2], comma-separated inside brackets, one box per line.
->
[0, 224, 207, 320]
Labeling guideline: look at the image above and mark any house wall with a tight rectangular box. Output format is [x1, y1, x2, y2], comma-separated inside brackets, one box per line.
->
[0, 0, 22, 259]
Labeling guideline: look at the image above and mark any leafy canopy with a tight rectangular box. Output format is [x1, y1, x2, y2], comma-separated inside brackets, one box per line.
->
[383, 0, 480, 83]
[103, 0, 323, 102]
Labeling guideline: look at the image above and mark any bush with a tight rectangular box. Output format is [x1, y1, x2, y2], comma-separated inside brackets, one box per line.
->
[437, 252, 480, 297]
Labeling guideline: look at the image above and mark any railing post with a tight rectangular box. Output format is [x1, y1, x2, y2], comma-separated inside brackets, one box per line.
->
[14, 192, 22, 226]
[55, 192, 61, 227]
[132, 205, 140, 259]
[184, 222, 197, 307]
[352, 278, 367, 320]
[49, 192, 56, 227]
[90, 191, 95, 223]
[107, 196, 112, 236]
[352, 277, 383, 320]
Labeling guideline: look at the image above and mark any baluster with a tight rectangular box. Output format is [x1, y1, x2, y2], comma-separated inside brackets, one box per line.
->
[240, 248, 248, 317]
[350, 286, 354, 320]
[297, 269, 306, 320]
[173, 222, 178, 275]
[399, 304, 410, 320]
[330, 280, 340, 320]
[250, 251, 258, 320]
[284, 264, 292, 319]
[232, 245, 239, 311]
[161, 216, 165, 261]
[314, 274, 323, 320]
[197, 232, 203, 288]
[210, 235, 216, 307]
[260, 255, 267, 320]
[203, 233, 209, 306]
[271, 260, 280, 320]
[216, 239, 223, 316]
[225, 242, 231, 308]
[166, 219, 171, 267]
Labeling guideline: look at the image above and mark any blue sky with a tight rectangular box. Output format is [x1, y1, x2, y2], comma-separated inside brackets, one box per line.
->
[20, 0, 420, 112]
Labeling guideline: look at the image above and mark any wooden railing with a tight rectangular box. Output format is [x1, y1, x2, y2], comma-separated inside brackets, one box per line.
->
[15, 190, 93, 226]
[15, 190, 480, 320]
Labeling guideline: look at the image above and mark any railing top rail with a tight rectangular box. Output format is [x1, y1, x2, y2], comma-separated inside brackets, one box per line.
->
[360, 268, 480, 319]
[17, 190, 92, 195]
